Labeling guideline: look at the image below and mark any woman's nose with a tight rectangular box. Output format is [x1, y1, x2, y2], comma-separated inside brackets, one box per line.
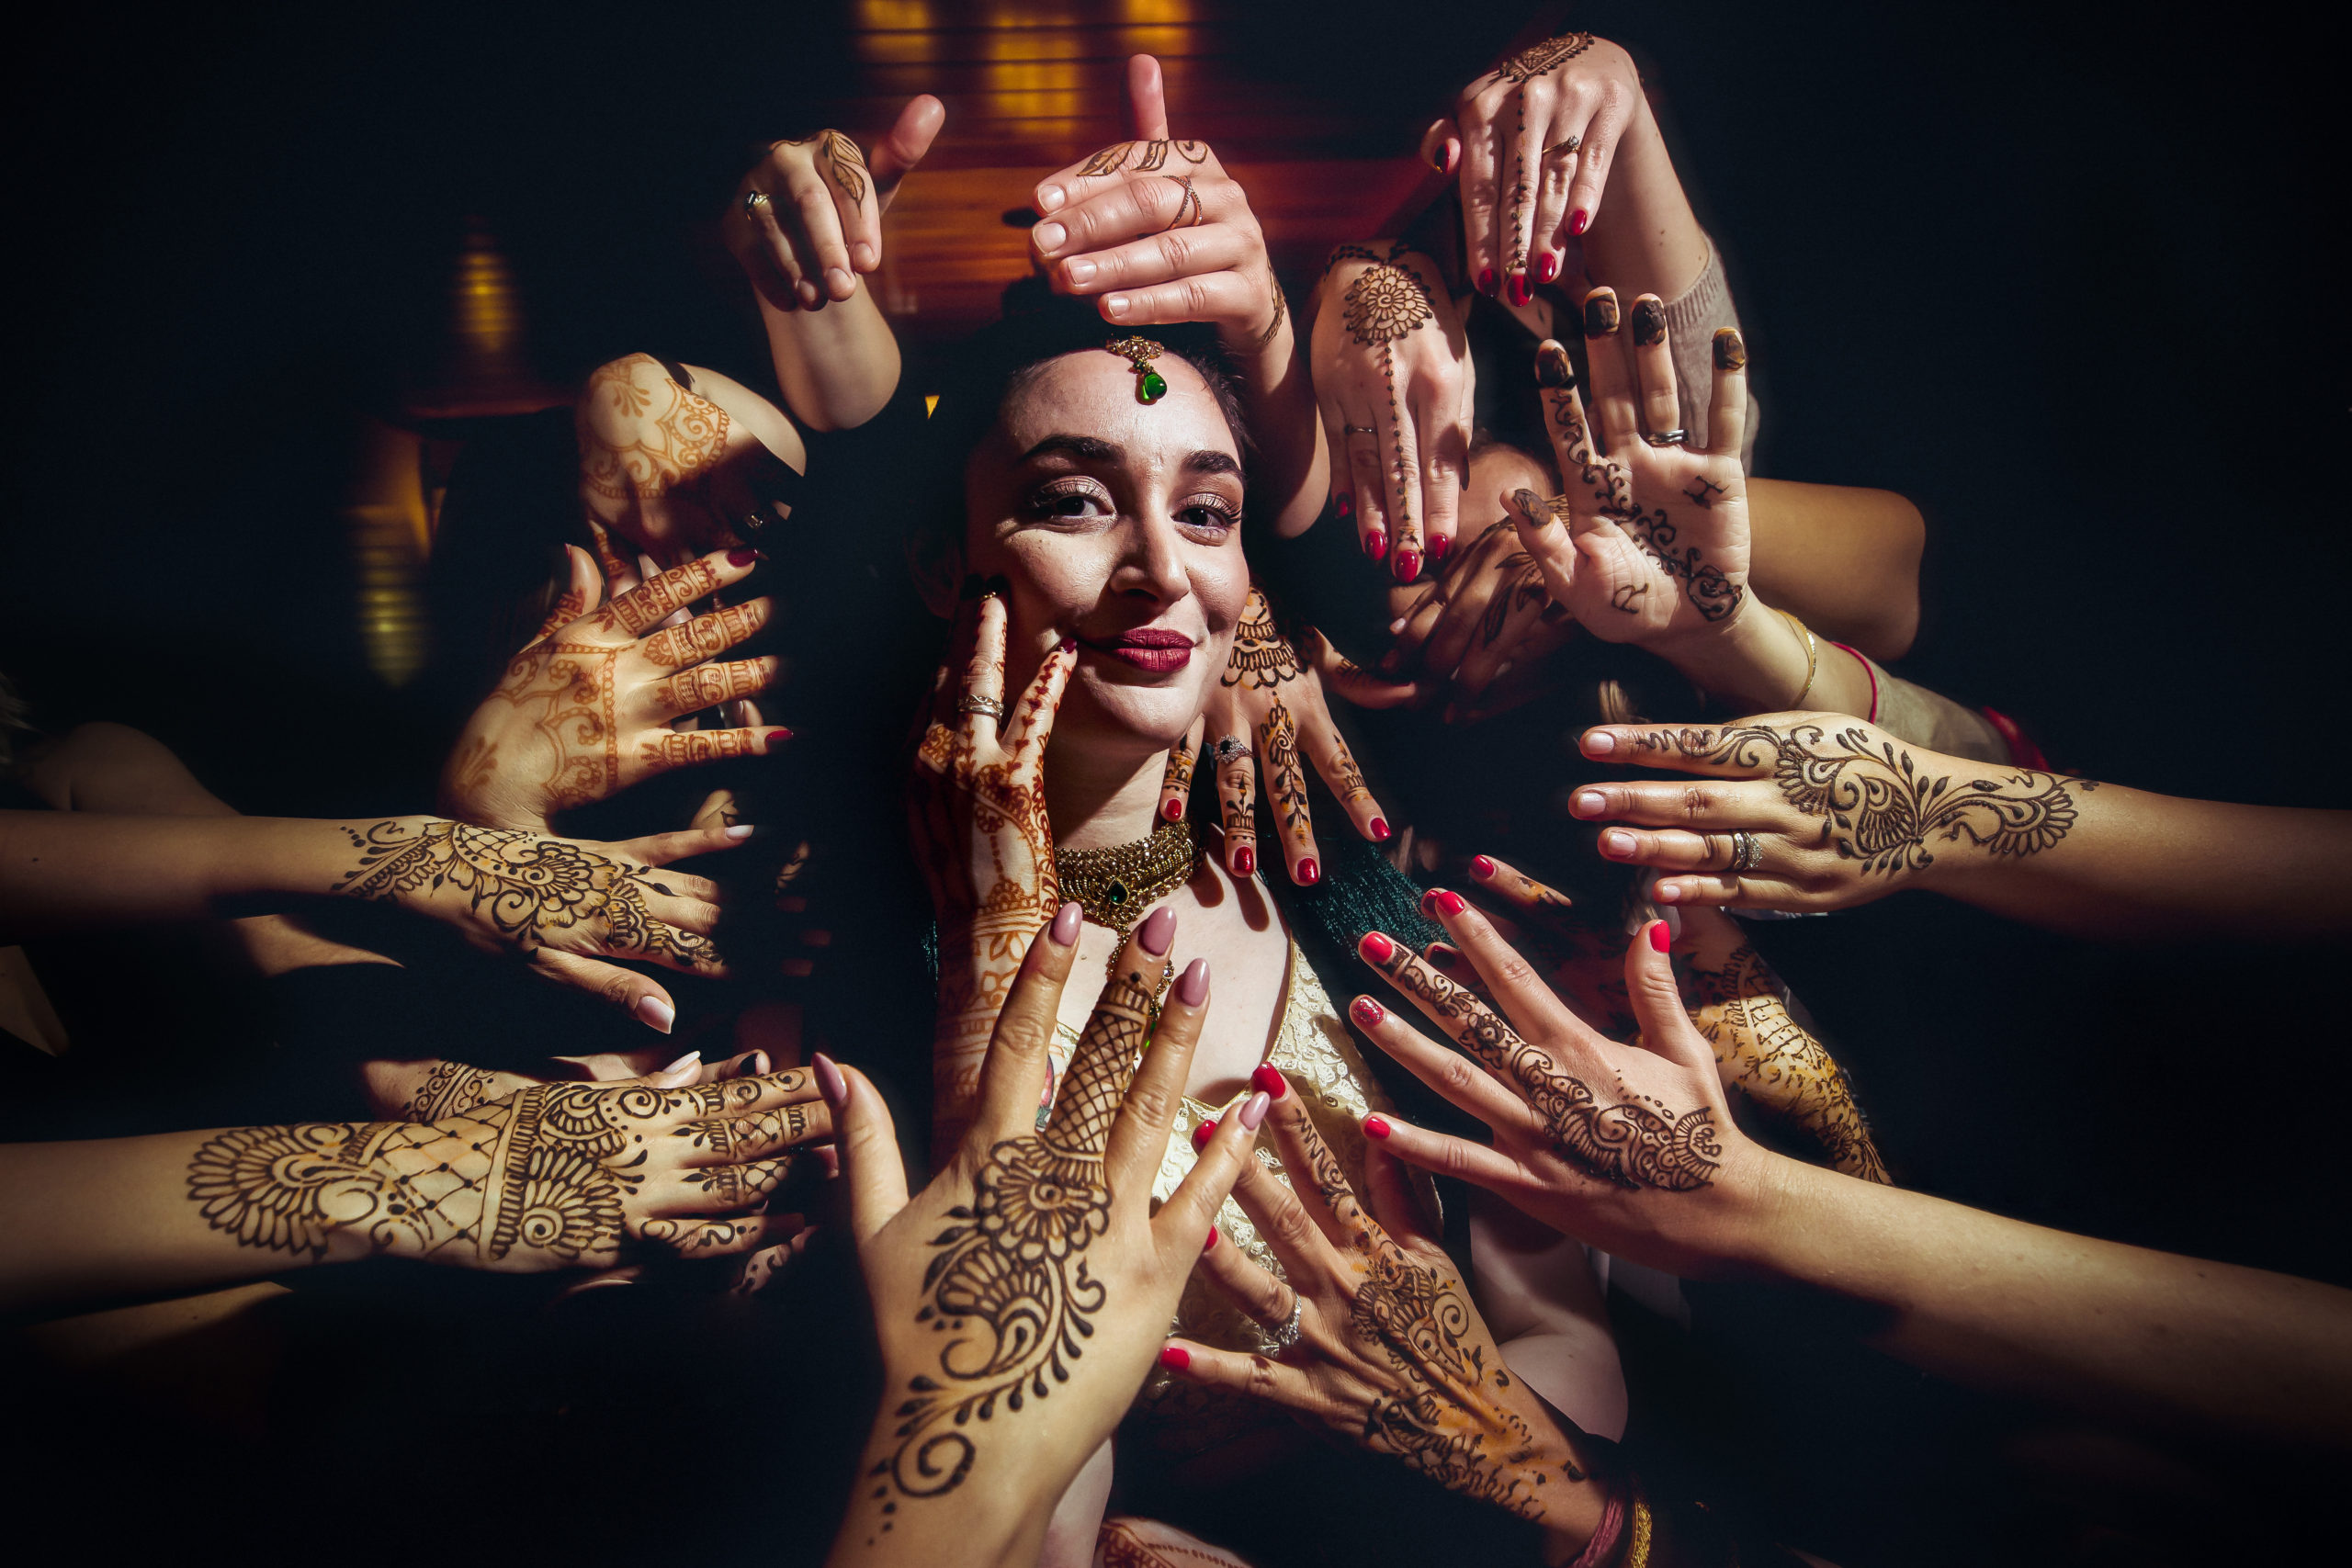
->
[1111, 514, 1191, 603]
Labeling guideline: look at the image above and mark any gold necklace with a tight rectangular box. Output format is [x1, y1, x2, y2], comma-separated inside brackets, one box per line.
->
[1054, 818, 1197, 939]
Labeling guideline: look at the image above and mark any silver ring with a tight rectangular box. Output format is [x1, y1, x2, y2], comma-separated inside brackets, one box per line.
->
[1213, 736, 1252, 764]
[1726, 830, 1761, 874]
[1342, 423, 1377, 435]
[1262, 1290, 1303, 1356]
[743, 189, 772, 219]
[957, 694, 1005, 719]
[1643, 428, 1688, 447]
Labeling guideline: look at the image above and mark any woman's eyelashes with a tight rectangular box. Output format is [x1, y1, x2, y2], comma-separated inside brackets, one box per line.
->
[1017, 477, 1239, 538]
[1174, 493, 1240, 536]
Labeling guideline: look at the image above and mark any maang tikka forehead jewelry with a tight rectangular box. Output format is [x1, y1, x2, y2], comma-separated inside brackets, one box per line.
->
[1104, 336, 1168, 404]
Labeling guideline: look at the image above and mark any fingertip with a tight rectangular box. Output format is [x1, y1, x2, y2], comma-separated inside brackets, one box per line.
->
[1159, 1344, 1192, 1372]
[638, 995, 678, 1034]
[1581, 728, 1618, 758]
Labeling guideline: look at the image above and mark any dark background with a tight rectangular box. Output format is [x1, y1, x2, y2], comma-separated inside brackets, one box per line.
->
[3, 3, 2346, 1563]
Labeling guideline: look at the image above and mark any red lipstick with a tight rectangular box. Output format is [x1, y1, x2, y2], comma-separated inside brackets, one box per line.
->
[1080, 626, 1195, 672]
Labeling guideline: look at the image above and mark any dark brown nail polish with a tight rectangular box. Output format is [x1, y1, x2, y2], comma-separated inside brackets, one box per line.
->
[1713, 328, 1747, 371]
[1630, 297, 1666, 346]
[1582, 290, 1619, 339]
[1535, 342, 1576, 389]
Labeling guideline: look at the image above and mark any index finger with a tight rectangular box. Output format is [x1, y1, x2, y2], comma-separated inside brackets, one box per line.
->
[1041, 916, 1170, 1156]
[1578, 717, 1822, 774]
[603, 547, 757, 638]
[968, 904, 1083, 1150]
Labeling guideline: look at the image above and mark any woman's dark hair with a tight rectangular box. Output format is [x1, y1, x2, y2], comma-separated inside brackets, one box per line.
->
[907, 295, 1252, 585]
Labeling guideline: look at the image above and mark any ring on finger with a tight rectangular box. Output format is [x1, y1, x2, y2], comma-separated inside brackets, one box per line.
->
[1726, 830, 1762, 874]
[1256, 1288, 1304, 1357]
[1341, 423, 1377, 435]
[1643, 428, 1688, 447]
[1162, 174, 1204, 231]
[957, 694, 1006, 720]
[743, 189, 772, 219]
[1214, 735, 1253, 764]
[1542, 135, 1582, 156]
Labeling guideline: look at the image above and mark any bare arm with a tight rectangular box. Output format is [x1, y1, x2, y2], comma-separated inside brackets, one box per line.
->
[1745, 479, 1925, 660]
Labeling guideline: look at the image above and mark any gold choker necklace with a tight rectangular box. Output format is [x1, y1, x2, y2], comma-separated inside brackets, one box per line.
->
[1055, 818, 1197, 937]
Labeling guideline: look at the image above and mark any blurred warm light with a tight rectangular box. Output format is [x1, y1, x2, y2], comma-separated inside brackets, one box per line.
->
[1118, 0, 1193, 24]
[345, 418, 433, 687]
[452, 220, 523, 364]
[924, 393, 941, 416]
[854, 0, 933, 29]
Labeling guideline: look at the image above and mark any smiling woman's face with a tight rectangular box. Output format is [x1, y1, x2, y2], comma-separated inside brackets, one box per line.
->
[962, 349, 1250, 761]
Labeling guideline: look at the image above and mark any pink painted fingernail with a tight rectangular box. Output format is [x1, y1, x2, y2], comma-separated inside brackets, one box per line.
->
[1351, 996, 1385, 1028]
[1238, 1090, 1272, 1131]
[639, 998, 678, 1034]
[1583, 730, 1617, 756]
[1050, 900, 1082, 946]
[1359, 931, 1394, 964]
[1363, 1114, 1392, 1140]
[812, 1051, 848, 1108]
[1251, 1063, 1287, 1100]
[1470, 854, 1496, 879]
[1177, 958, 1210, 1008]
[727, 546, 760, 567]
[1160, 1345, 1191, 1371]
[1138, 905, 1177, 955]
[1647, 919, 1672, 953]
[660, 1049, 698, 1075]
[1192, 1117, 1220, 1153]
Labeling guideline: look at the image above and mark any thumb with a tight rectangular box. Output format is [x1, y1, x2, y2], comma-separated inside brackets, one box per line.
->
[1623, 920, 1717, 1078]
[1418, 116, 1461, 179]
[1126, 53, 1170, 141]
[1508, 489, 1578, 602]
[872, 94, 944, 210]
[527, 544, 603, 648]
[830, 1061, 910, 1245]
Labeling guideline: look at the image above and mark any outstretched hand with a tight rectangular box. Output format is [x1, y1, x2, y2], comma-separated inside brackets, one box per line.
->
[729, 96, 944, 310]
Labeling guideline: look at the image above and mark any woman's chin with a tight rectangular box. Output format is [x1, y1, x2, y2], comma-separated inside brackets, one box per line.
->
[1057, 672, 1204, 756]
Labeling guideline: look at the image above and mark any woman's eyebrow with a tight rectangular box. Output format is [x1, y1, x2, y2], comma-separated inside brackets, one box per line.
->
[1184, 450, 1242, 479]
[1017, 434, 1122, 464]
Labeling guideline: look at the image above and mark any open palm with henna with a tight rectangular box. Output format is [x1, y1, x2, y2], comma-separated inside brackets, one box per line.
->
[1348, 898, 1770, 1281]
[1506, 300, 1752, 649]
[439, 547, 786, 834]
[1164, 1068, 1607, 1562]
[186, 1061, 828, 1274]
[827, 910, 1264, 1567]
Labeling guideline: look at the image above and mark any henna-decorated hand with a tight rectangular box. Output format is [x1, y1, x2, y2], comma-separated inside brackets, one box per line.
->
[1676, 908, 1888, 1182]
[1384, 513, 1579, 723]
[1568, 715, 2098, 911]
[826, 910, 1265, 1567]
[1349, 904, 1770, 1280]
[439, 547, 787, 835]
[578, 356, 807, 563]
[910, 592, 1077, 1148]
[728, 97, 943, 310]
[1163, 1066, 1605, 1561]
[186, 1055, 830, 1274]
[332, 816, 743, 1030]
[1505, 309, 1753, 652]
[1159, 585, 1397, 886]
[1030, 56, 1289, 359]
[1437, 32, 1644, 306]
[1311, 242, 1471, 577]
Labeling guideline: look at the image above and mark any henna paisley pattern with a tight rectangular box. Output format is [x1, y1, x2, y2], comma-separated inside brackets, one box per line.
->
[1645, 723, 2089, 875]
[1685, 942, 1889, 1183]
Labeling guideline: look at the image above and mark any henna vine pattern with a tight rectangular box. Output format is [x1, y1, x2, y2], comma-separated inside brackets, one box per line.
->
[1329, 243, 1437, 545]
[1221, 586, 1306, 691]
[401, 1060, 499, 1123]
[1644, 724, 2092, 875]
[870, 969, 1151, 1510]
[1261, 697, 1311, 845]
[1371, 947, 1721, 1190]
[578, 355, 731, 502]
[820, 130, 868, 206]
[1686, 944, 1889, 1183]
[1076, 139, 1209, 178]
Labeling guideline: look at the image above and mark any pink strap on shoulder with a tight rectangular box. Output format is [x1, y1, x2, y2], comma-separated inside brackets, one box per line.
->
[1827, 641, 1880, 725]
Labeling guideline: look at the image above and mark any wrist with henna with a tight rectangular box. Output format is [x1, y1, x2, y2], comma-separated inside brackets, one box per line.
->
[1680, 940, 1888, 1183]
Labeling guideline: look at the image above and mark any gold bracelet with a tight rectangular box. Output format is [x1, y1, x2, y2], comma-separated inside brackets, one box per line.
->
[1779, 608, 1819, 709]
[1622, 1483, 1655, 1568]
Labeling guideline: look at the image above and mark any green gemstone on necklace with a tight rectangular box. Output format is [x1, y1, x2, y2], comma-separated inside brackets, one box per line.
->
[1136, 368, 1167, 404]
[1106, 879, 1129, 906]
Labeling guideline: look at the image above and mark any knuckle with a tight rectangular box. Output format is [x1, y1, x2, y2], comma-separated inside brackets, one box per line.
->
[1492, 953, 1538, 989]
[1439, 1055, 1482, 1097]
[1267, 1198, 1318, 1250]
[1680, 786, 1716, 821]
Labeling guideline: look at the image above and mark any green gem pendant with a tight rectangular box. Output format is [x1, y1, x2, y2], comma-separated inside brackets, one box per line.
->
[1106, 879, 1130, 907]
[1136, 369, 1167, 404]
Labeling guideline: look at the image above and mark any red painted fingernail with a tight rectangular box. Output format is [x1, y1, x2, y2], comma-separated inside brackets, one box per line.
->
[1251, 1064, 1287, 1100]
[1364, 528, 1387, 562]
[1536, 250, 1560, 285]
[1364, 1115, 1392, 1141]
[1476, 267, 1497, 297]
[727, 546, 760, 567]
[1192, 1118, 1220, 1153]
[1508, 271, 1531, 308]
[1335, 493, 1352, 519]
[1394, 547, 1420, 583]
[1204, 1227, 1218, 1253]
[1434, 889, 1465, 918]
[1162, 796, 1184, 822]
[1359, 931, 1394, 964]
[1428, 533, 1450, 563]
[1351, 996, 1385, 1027]
[1160, 1345, 1192, 1371]
[1234, 846, 1256, 878]
[1470, 854, 1496, 880]
[1295, 857, 1319, 886]
[1648, 919, 1672, 953]
[1371, 818, 1391, 842]
[1419, 889, 1441, 918]
[1569, 209, 1590, 236]
[765, 729, 793, 746]
[1057, 637, 1077, 653]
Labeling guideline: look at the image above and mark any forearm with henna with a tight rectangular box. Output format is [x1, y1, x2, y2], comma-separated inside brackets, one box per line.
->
[1681, 941, 1887, 1182]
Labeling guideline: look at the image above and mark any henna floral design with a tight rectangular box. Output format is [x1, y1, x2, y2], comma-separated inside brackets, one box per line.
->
[871, 967, 1150, 1506]
[401, 1060, 498, 1123]
[1644, 724, 2091, 875]
[578, 355, 731, 504]
[1075, 139, 1209, 178]
[1329, 243, 1437, 549]
[1369, 944, 1722, 1190]
[1492, 32, 1597, 85]
[185, 1077, 800, 1269]
[1260, 697, 1310, 847]
[1221, 587, 1306, 692]
[1685, 942, 1889, 1183]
